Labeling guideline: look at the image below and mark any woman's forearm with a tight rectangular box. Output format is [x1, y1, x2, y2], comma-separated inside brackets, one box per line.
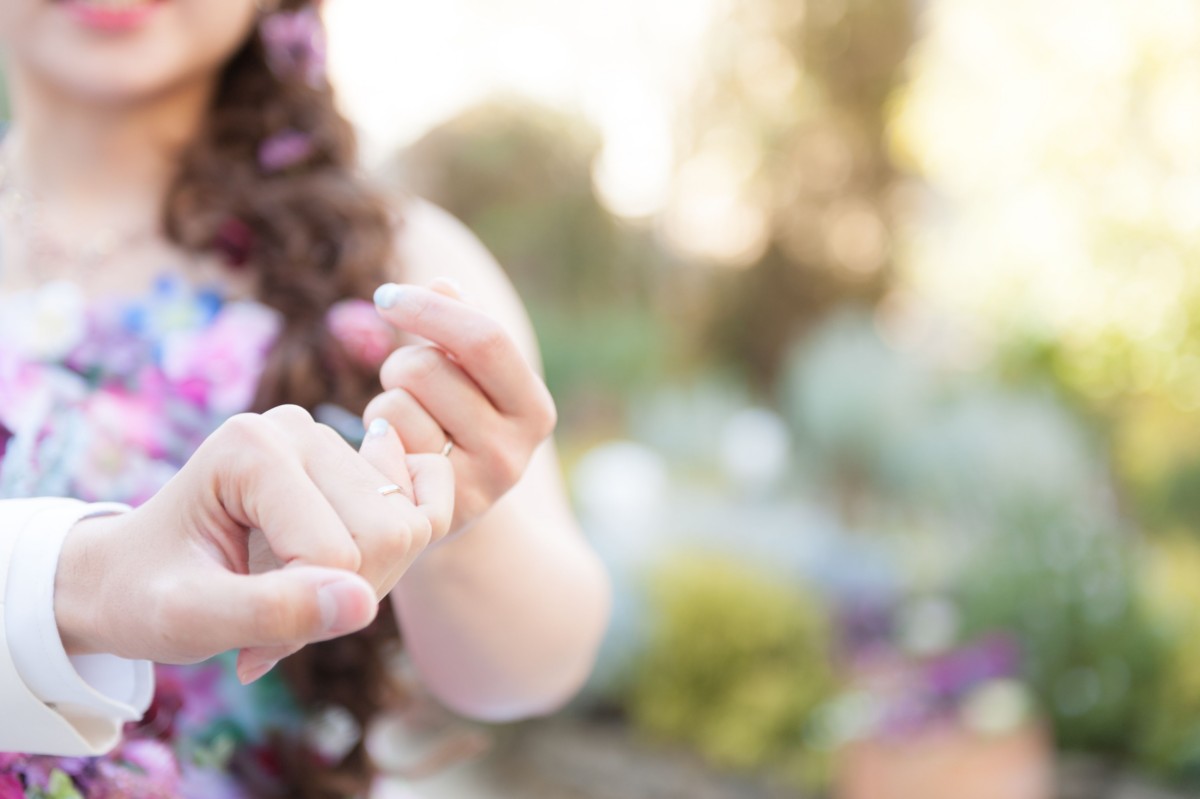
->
[392, 454, 611, 721]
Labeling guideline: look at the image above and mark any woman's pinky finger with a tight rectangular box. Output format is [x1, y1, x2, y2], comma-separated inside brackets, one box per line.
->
[406, 453, 456, 543]
[359, 417, 414, 502]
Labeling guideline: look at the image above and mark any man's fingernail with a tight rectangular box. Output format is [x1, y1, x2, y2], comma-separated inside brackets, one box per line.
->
[366, 418, 390, 439]
[374, 283, 405, 310]
[238, 657, 279, 685]
[318, 578, 370, 635]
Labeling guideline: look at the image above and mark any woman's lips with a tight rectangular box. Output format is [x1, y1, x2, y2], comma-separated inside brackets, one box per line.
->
[58, 0, 167, 32]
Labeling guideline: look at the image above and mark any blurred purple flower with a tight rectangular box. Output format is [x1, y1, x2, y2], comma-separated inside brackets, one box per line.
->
[90, 760, 177, 799]
[260, 7, 327, 88]
[0, 420, 10, 461]
[876, 691, 943, 739]
[65, 302, 154, 379]
[925, 634, 1022, 698]
[836, 597, 894, 658]
[258, 129, 316, 173]
[179, 765, 251, 799]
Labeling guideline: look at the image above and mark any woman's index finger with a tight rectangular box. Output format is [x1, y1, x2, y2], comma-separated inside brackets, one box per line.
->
[373, 283, 537, 414]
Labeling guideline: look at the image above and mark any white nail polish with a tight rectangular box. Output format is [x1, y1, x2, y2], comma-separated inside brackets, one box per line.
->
[366, 418, 389, 439]
[374, 283, 404, 309]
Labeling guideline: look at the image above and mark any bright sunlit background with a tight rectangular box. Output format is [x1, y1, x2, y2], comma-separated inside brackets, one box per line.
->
[327, 1, 1200, 797]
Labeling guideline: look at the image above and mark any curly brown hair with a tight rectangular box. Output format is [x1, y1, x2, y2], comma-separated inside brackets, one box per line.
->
[164, 3, 404, 795]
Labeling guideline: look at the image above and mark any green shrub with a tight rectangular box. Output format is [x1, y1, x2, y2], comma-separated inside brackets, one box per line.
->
[1135, 535, 1200, 784]
[629, 555, 837, 779]
[955, 508, 1167, 759]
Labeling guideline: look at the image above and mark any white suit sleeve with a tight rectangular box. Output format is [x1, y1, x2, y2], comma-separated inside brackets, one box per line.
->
[0, 498, 154, 756]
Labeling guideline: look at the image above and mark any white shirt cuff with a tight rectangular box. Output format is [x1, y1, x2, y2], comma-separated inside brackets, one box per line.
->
[6, 499, 154, 722]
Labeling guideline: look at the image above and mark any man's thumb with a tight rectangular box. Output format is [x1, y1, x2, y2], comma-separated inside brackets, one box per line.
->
[208, 566, 378, 650]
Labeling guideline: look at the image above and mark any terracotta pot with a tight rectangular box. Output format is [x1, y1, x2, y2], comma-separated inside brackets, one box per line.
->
[834, 723, 1053, 799]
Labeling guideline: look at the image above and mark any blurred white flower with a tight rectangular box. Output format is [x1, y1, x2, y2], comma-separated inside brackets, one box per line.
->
[897, 595, 960, 657]
[0, 281, 86, 361]
[718, 406, 791, 493]
[572, 440, 668, 540]
[960, 679, 1036, 736]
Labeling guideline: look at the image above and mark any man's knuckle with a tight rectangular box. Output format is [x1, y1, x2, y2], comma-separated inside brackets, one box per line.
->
[264, 404, 313, 427]
[222, 414, 282, 455]
[428, 506, 451, 543]
[315, 422, 347, 448]
[358, 516, 407, 560]
[322, 541, 362, 573]
[407, 513, 434, 552]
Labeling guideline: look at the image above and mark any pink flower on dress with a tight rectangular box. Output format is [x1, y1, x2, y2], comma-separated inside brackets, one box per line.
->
[143, 660, 230, 740]
[161, 301, 282, 414]
[86, 384, 167, 458]
[70, 382, 180, 503]
[118, 740, 181, 789]
[327, 298, 396, 369]
[0, 773, 21, 799]
[90, 760, 178, 799]
[0, 352, 87, 439]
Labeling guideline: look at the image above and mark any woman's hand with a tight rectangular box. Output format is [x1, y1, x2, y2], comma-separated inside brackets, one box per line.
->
[53, 405, 454, 683]
[366, 282, 557, 536]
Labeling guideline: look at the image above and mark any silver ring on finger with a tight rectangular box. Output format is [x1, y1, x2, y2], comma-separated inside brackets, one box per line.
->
[377, 484, 406, 497]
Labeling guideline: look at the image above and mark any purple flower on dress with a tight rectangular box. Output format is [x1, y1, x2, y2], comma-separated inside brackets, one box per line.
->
[260, 7, 327, 88]
[258, 129, 316, 173]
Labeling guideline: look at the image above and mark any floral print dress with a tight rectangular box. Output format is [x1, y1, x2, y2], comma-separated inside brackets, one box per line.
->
[0, 275, 381, 798]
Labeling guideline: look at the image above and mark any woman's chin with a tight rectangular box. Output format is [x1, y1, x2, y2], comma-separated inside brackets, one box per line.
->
[2, 0, 255, 108]
[30, 54, 200, 106]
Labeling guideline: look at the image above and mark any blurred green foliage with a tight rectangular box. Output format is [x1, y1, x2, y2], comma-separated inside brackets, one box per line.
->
[1136, 535, 1200, 783]
[628, 556, 836, 783]
[385, 0, 1200, 789]
[394, 102, 686, 417]
[954, 509, 1165, 759]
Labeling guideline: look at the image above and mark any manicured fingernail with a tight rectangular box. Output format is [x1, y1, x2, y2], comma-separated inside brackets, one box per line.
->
[374, 283, 405, 309]
[366, 418, 390, 439]
[238, 657, 279, 685]
[318, 578, 370, 635]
